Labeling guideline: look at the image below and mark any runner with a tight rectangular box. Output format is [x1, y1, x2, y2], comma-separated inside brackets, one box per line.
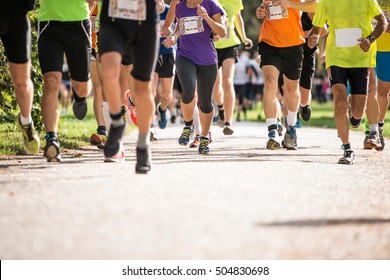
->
[163, 0, 226, 154]
[0, 0, 40, 155]
[37, 0, 93, 162]
[308, 0, 387, 164]
[213, 0, 253, 135]
[98, 0, 160, 173]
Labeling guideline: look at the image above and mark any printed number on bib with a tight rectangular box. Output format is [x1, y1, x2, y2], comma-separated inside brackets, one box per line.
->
[265, 2, 288, 20]
[335, 28, 362, 47]
[179, 16, 204, 35]
[108, 0, 146, 21]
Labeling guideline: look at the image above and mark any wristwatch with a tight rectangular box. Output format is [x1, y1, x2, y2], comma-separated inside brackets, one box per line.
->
[367, 35, 376, 44]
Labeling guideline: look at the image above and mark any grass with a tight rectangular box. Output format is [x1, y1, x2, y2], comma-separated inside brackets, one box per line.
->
[0, 97, 99, 156]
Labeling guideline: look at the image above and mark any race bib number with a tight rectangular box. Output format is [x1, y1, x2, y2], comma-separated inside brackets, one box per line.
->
[179, 16, 204, 35]
[265, 2, 288, 20]
[335, 28, 362, 47]
[108, 0, 146, 21]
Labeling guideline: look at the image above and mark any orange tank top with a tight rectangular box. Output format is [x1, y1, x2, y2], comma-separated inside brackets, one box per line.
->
[258, 0, 304, 48]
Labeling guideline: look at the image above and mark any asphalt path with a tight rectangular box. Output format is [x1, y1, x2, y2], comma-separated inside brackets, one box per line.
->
[1, 121, 389, 259]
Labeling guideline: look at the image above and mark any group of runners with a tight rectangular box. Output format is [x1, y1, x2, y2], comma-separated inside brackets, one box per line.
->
[1, 0, 389, 173]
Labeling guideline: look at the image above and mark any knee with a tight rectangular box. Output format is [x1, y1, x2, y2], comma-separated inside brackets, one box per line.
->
[181, 91, 195, 104]
[13, 78, 32, 93]
[43, 75, 61, 94]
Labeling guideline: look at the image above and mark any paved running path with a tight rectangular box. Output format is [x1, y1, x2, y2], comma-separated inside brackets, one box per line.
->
[1, 122, 389, 259]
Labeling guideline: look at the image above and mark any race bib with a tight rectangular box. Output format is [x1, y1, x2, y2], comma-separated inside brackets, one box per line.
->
[335, 28, 362, 47]
[179, 16, 204, 35]
[265, 2, 288, 20]
[108, 0, 146, 21]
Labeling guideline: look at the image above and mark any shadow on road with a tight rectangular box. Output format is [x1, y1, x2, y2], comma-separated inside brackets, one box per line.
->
[258, 218, 390, 227]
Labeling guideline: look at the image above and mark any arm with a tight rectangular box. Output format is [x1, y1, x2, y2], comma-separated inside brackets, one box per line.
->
[197, 4, 226, 38]
[234, 13, 253, 49]
[157, 0, 165, 14]
[272, 0, 318, 13]
[162, 0, 180, 36]
[307, 25, 323, 49]
[256, 3, 266, 20]
[359, 13, 388, 52]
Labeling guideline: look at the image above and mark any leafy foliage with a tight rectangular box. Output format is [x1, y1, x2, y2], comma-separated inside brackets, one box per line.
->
[0, 9, 43, 130]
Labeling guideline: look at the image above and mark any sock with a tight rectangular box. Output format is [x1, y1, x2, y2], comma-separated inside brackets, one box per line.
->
[200, 135, 209, 140]
[45, 131, 57, 140]
[224, 122, 231, 126]
[20, 114, 32, 126]
[342, 143, 351, 151]
[137, 132, 150, 149]
[110, 110, 124, 127]
[158, 104, 166, 113]
[72, 87, 85, 102]
[184, 120, 193, 127]
[97, 126, 107, 135]
[266, 118, 277, 127]
[268, 124, 278, 131]
[379, 122, 384, 128]
[369, 124, 379, 132]
[287, 110, 298, 126]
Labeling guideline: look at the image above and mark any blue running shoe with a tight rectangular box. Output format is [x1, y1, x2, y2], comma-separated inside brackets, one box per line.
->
[283, 125, 298, 150]
[178, 126, 194, 146]
[266, 129, 281, 150]
[198, 136, 210, 154]
[157, 103, 168, 129]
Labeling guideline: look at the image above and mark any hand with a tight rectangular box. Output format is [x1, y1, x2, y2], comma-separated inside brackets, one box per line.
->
[212, 33, 220, 42]
[243, 38, 253, 49]
[162, 35, 176, 48]
[307, 33, 319, 49]
[256, 4, 266, 19]
[358, 37, 371, 52]
[197, 4, 208, 19]
[161, 25, 171, 37]
[272, 0, 290, 8]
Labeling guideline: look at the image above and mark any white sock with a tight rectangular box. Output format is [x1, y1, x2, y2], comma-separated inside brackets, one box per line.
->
[20, 114, 32, 126]
[370, 124, 379, 132]
[287, 110, 297, 126]
[193, 105, 201, 135]
[266, 118, 277, 127]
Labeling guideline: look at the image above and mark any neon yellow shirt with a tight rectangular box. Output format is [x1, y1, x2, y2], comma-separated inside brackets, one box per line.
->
[376, 0, 390, 52]
[214, 0, 243, 49]
[38, 0, 89, 22]
[313, 0, 382, 68]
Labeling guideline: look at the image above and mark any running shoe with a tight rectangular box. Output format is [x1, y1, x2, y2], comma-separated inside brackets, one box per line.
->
[375, 127, 385, 151]
[198, 136, 210, 155]
[150, 125, 159, 141]
[124, 90, 138, 126]
[283, 124, 298, 150]
[90, 132, 107, 149]
[157, 103, 168, 129]
[363, 131, 381, 149]
[338, 150, 355, 165]
[72, 93, 88, 120]
[189, 134, 201, 148]
[44, 136, 61, 162]
[295, 114, 302, 128]
[299, 105, 312, 121]
[104, 123, 126, 159]
[266, 129, 281, 150]
[350, 117, 362, 128]
[223, 122, 234, 135]
[178, 126, 194, 146]
[216, 110, 225, 127]
[104, 142, 125, 163]
[170, 115, 177, 124]
[136, 146, 151, 174]
[277, 120, 283, 136]
[16, 114, 40, 154]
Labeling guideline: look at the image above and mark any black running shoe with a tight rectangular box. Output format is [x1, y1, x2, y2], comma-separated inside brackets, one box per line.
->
[136, 146, 151, 174]
[44, 136, 61, 162]
[72, 94, 88, 120]
[104, 124, 126, 158]
[338, 150, 355, 165]
[299, 105, 312, 121]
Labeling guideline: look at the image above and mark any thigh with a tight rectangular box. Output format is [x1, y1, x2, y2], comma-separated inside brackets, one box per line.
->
[176, 56, 197, 95]
[258, 42, 282, 72]
[329, 66, 348, 88]
[299, 45, 316, 89]
[349, 68, 369, 95]
[280, 44, 304, 81]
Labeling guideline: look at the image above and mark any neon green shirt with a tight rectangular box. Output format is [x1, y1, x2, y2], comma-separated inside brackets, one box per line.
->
[313, 0, 382, 68]
[38, 0, 89, 22]
[214, 0, 243, 49]
[376, 0, 390, 52]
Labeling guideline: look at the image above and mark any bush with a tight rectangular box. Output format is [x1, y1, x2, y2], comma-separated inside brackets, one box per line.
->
[0, 9, 43, 130]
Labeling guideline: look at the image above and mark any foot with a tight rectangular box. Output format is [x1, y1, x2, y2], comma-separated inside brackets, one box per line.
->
[299, 105, 312, 121]
[198, 136, 210, 155]
[104, 142, 125, 163]
[338, 149, 355, 165]
[72, 93, 87, 120]
[189, 134, 201, 148]
[16, 114, 40, 154]
[222, 122, 234, 135]
[363, 131, 381, 149]
[104, 124, 126, 158]
[44, 136, 61, 162]
[266, 129, 281, 150]
[135, 146, 151, 174]
[178, 126, 194, 146]
[157, 103, 168, 129]
[125, 90, 138, 126]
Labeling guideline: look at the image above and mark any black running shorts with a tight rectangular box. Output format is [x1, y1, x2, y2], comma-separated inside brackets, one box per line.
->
[155, 52, 175, 78]
[329, 66, 369, 95]
[300, 42, 317, 89]
[258, 41, 304, 81]
[216, 46, 238, 68]
[0, 12, 31, 63]
[38, 20, 91, 82]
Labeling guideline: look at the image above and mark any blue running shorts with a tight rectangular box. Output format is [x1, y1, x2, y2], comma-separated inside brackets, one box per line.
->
[376, 51, 390, 82]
